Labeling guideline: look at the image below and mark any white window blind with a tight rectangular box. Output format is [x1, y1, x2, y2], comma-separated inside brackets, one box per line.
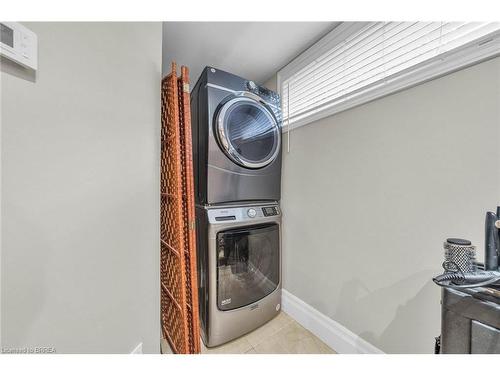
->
[279, 22, 500, 129]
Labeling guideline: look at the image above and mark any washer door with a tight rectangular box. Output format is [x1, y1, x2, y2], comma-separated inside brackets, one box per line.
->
[216, 223, 280, 311]
[216, 97, 281, 169]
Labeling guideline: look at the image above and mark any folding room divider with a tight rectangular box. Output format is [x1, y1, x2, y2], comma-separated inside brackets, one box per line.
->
[160, 62, 200, 354]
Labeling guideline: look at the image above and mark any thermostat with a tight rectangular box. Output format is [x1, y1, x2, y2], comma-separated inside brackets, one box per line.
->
[0, 22, 37, 70]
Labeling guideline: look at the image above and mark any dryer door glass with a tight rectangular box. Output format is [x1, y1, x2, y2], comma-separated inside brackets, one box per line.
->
[216, 224, 279, 311]
[217, 98, 280, 169]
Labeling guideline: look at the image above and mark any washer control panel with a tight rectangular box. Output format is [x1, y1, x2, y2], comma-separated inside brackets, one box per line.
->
[247, 208, 257, 218]
[262, 206, 280, 217]
[207, 203, 281, 224]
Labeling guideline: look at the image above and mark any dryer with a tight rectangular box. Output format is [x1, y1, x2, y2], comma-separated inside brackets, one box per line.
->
[190, 67, 282, 205]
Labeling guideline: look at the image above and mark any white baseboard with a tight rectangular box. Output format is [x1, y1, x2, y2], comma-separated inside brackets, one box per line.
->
[281, 289, 384, 354]
[131, 342, 143, 354]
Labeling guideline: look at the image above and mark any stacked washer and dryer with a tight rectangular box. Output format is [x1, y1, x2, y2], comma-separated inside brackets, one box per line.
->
[190, 67, 283, 347]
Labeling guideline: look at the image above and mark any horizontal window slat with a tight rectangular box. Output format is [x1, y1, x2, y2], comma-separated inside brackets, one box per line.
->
[287, 27, 456, 114]
[283, 22, 461, 109]
[280, 21, 500, 125]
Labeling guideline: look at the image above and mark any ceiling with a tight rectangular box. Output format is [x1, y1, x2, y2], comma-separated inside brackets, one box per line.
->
[162, 22, 338, 86]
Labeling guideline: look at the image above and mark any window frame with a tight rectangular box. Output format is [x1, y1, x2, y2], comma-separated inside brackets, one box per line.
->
[277, 22, 500, 131]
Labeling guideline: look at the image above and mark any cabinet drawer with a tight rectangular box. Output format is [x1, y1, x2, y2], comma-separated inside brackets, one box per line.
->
[471, 320, 500, 354]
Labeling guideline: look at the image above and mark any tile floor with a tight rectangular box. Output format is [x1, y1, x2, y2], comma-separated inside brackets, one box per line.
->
[162, 312, 335, 354]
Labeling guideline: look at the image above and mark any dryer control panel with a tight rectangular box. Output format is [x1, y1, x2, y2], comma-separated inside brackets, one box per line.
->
[246, 80, 280, 106]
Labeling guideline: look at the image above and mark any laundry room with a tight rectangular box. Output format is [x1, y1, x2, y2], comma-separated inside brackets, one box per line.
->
[1, 2, 500, 371]
[158, 21, 500, 355]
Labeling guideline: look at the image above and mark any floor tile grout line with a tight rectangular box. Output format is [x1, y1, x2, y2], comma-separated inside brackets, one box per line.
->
[291, 320, 334, 351]
[202, 312, 332, 354]
[248, 317, 295, 352]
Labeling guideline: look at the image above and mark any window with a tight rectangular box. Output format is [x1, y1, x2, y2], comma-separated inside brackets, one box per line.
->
[279, 22, 500, 130]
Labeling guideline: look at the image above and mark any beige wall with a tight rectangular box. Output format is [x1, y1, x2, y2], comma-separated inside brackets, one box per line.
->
[1, 22, 162, 353]
[269, 57, 500, 353]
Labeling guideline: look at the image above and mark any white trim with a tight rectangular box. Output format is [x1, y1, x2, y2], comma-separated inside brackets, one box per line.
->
[281, 289, 384, 354]
[130, 342, 143, 354]
[0, 62, 2, 347]
[277, 22, 500, 132]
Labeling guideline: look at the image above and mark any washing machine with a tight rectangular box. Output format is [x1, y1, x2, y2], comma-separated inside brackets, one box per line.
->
[195, 202, 282, 347]
[190, 67, 282, 205]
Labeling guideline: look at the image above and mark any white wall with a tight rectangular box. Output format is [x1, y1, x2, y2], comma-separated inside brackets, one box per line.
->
[1, 22, 162, 353]
[161, 22, 336, 84]
[269, 57, 500, 353]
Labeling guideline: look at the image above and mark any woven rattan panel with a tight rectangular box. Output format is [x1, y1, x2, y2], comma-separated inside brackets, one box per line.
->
[160, 63, 200, 354]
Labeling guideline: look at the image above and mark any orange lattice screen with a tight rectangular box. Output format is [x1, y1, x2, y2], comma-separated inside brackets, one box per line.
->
[160, 62, 200, 354]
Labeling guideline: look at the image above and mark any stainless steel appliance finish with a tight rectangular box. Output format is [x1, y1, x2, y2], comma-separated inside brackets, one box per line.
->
[190, 67, 282, 205]
[196, 202, 282, 347]
[441, 287, 500, 353]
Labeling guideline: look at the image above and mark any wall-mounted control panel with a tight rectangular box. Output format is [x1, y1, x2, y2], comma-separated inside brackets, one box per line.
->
[0, 22, 37, 70]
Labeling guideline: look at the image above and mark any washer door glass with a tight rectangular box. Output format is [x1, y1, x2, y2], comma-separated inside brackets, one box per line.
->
[216, 224, 279, 311]
[217, 97, 280, 169]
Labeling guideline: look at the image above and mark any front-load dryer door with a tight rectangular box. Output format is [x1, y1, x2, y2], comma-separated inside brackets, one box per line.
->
[216, 97, 281, 169]
[216, 223, 280, 311]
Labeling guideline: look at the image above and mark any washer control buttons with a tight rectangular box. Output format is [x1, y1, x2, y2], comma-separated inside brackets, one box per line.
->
[262, 206, 279, 216]
[247, 208, 257, 218]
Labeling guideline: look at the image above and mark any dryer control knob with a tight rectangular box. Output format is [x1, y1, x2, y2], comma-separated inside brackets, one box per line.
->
[247, 81, 257, 91]
[247, 208, 257, 218]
